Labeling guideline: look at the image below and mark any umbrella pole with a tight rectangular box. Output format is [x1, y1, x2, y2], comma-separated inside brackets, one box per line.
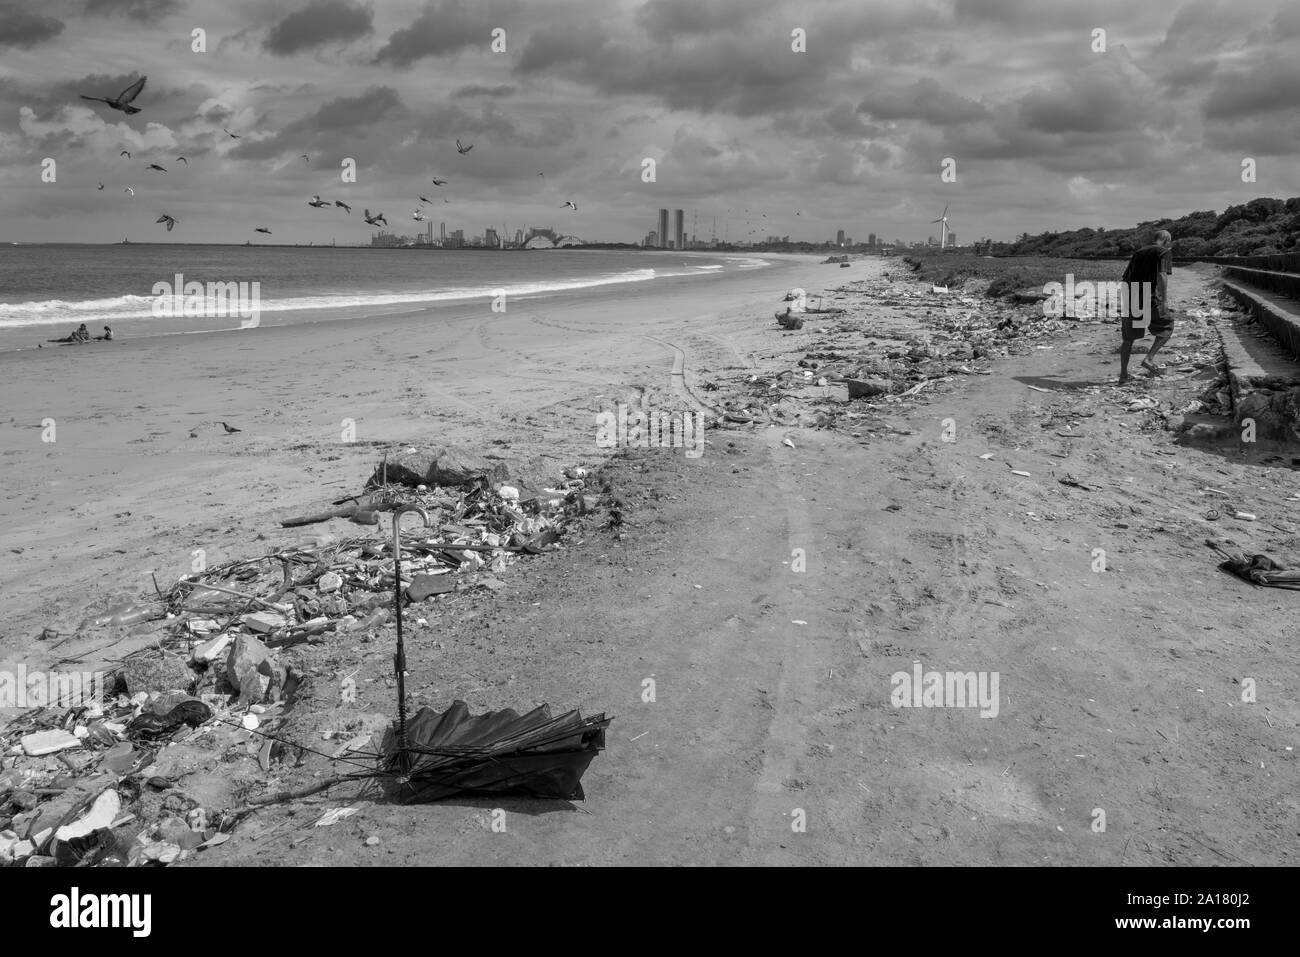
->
[390, 506, 432, 772]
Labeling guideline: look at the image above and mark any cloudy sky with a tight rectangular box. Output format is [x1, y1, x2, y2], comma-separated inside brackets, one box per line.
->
[1, 0, 1297, 245]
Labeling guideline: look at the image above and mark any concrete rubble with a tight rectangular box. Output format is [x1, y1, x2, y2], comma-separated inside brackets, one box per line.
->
[1, 455, 615, 867]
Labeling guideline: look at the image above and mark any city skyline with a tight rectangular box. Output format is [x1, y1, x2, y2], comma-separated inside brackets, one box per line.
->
[2, 1, 1297, 245]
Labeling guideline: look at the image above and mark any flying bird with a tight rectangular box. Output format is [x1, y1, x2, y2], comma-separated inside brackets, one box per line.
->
[123, 186, 135, 196]
[155, 214, 177, 231]
[537, 171, 544, 177]
[146, 163, 167, 172]
[97, 182, 104, 190]
[221, 422, 241, 434]
[307, 195, 329, 208]
[120, 150, 131, 159]
[222, 128, 240, 138]
[363, 209, 388, 227]
[418, 195, 433, 205]
[561, 201, 577, 211]
[334, 200, 352, 213]
[176, 156, 187, 165]
[455, 140, 472, 154]
[301, 154, 310, 163]
[254, 227, 271, 234]
[412, 210, 426, 221]
[80, 76, 146, 115]
[430, 177, 447, 186]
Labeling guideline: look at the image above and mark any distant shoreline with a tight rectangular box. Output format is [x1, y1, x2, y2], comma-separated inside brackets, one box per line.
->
[0, 251, 811, 354]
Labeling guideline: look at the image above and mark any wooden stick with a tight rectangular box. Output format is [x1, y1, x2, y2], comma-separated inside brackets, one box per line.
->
[173, 579, 289, 613]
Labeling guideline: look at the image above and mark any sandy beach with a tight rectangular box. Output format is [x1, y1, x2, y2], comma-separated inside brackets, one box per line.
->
[4, 252, 1299, 869]
[0, 253, 829, 652]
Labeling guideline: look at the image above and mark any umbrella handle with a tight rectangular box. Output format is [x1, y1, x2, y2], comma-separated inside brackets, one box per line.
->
[392, 506, 433, 761]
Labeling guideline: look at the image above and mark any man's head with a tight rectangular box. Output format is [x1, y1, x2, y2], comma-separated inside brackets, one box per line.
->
[1154, 229, 1172, 247]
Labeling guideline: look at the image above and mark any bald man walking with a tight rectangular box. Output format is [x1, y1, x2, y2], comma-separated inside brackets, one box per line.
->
[1119, 229, 1174, 383]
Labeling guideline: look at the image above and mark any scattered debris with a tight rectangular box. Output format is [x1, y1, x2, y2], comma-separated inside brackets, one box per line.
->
[1208, 540, 1300, 590]
[2, 454, 614, 867]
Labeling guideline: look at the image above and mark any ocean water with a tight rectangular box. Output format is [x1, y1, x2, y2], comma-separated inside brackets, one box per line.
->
[0, 244, 769, 350]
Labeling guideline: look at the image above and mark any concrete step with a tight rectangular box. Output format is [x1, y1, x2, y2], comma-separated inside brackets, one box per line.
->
[1220, 265, 1300, 304]
[1218, 276, 1300, 360]
[1213, 281, 1300, 444]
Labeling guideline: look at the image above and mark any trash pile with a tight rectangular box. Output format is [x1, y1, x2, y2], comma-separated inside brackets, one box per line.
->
[2, 447, 610, 867]
[736, 277, 1076, 427]
[1, 681, 237, 867]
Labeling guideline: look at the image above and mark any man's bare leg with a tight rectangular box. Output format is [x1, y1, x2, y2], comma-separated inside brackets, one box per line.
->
[1141, 334, 1171, 374]
[1120, 338, 1136, 383]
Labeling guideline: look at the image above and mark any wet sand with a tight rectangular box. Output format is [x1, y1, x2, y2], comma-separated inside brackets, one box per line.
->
[0, 252, 834, 659]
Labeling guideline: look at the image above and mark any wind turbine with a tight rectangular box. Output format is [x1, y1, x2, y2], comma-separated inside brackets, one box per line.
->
[931, 204, 951, 249]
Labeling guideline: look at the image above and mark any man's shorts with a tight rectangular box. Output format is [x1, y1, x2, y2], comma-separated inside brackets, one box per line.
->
[1122, 300, 1173, 340]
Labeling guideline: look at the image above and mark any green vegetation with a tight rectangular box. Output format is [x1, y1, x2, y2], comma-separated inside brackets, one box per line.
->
[901, 253, 1124, 297]
[997, 196, 1300, 259]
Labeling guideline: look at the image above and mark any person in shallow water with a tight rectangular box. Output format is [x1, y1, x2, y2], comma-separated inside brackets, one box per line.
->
[49, 324, 90, 344]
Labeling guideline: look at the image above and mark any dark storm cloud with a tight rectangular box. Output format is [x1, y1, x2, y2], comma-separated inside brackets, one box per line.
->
[949, 0, 1131, 28]
[453, 84, 517, 98]
[1159, 58, 1217, 92]
[1203, 114, 1300, 156]
[858, 79, 987, 125]
[515, 22, 859, 117]
[202, 103, 234, 124]
[1017, 71, 1149, 134]
[264, 0, 375, 55]
[375, 0, 522, 68]
[950, 0, 1037, 23]
[84, 0, 183, 20]
[0, 4, 64, 49]
[1202, 56, 1300, 119]
[1154, 0, 1244, 54]
[227, 86, 404, 160]
[635, 0, 781, 42]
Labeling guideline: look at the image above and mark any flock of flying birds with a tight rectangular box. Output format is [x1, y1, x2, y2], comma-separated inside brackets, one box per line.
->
[78, 76, 580, 239]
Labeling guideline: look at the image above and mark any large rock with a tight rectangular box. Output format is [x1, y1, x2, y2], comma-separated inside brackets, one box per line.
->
[21, 730, 81, 757]
[776, 309, 804, 330]
[372, 446, 508, 489]
[121, 651, 194, 696]
[225, 634, 280, 706]
[846, 378, 891, 399]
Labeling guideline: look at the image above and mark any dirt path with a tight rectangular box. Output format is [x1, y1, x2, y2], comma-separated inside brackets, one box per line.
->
[211, 262, 1299, 866]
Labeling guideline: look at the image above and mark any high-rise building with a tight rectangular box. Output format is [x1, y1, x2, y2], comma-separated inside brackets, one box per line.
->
[674, 209, 684, 251]
[868, 232, 877, 247]
[836, 229, 845, 246]
[657, 209, 669, 248]
[439, 222, 446, 245]
[485, 228, 499, 248]
[947, 232, 956, 247]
